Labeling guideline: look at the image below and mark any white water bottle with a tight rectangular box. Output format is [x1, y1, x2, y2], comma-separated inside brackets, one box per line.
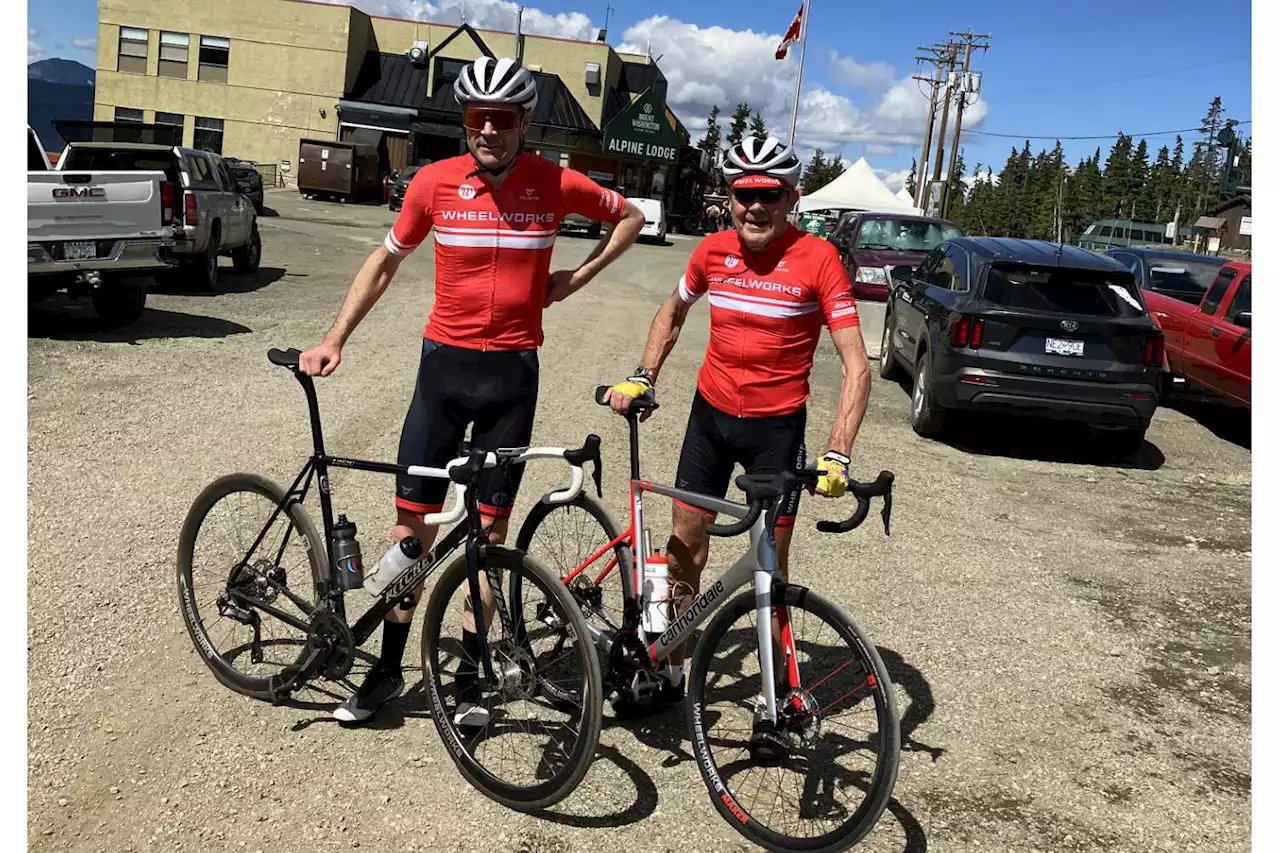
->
[363, 537, 424, 597]
[641, 552, 670, 638]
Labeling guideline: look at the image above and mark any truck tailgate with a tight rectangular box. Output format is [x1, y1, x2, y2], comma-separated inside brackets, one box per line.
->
[28, 171, 170, 242]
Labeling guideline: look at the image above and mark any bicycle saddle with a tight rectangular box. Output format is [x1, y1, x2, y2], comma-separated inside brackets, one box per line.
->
[268, 347, 302, 369]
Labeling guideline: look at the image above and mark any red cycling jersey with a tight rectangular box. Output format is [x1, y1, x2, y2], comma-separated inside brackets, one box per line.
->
[678, 226, 861, 418]
[385, 153, 627, 351]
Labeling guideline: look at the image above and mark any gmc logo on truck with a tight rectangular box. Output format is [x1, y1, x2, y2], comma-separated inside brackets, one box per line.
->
[52, 187, 105, 199]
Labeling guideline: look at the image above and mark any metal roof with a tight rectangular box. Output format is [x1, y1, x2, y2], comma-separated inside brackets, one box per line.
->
[345, 52, 598, 133]
[1107, 247, 1225, 263]
[953, 236, 1129, 272]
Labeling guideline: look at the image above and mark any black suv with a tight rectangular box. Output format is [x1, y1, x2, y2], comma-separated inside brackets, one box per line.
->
[881, 237, 1165, 458]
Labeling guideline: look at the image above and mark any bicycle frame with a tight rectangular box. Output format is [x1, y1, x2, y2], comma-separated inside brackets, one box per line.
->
[562, 413, 799, 723]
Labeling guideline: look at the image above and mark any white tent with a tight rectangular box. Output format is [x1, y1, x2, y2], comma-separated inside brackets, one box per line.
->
[896, 186, 916, 206]
[796, 157, 922, 214]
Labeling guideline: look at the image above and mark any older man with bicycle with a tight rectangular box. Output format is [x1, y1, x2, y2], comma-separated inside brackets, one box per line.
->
[299, 56, 644, 724]
[604, 135, 873, 709]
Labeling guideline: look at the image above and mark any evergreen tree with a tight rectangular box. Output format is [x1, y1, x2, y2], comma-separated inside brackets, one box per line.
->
[905, 158, 918, 199]
[1131, 139, 1151, 220]
[1031, 141, 1066, 240]
[1101, 134, 1137, 219]
[698, 105, 722, 156]
[801, 148, 828, 194]
[727, 103, 751, 146]
[1147, 145, 1176, 223]
[749, 111, 768, 140]
[946, 149, 968, 221]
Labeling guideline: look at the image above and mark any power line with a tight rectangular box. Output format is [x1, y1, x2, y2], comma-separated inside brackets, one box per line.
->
[1094, 53, 1249, 84]
[964, 120, 1251, 141]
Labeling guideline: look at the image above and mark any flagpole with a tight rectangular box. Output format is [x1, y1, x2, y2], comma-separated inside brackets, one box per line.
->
[786, 0, 809, 145]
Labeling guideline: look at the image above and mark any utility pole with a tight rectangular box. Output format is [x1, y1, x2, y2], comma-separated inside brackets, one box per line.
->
[911, 44, 948, 209]
[941, 29, 990, 218]
[928, 43, 958, 215]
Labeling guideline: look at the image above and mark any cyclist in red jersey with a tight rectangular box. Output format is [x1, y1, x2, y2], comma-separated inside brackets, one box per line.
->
[604, 136, 872, 711]
[299, 56, 644, 724]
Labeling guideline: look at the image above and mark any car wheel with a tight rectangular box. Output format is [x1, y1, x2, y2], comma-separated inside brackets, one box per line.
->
[192, 238, 219, 293]
[1101, 427, 1146, 461]
[879, 312, 906, 381]
[233, 225, 262, 274]
[910, 350, 947, 437]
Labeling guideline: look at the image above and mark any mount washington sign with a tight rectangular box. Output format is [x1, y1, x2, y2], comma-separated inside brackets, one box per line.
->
[603, 87, 681, 164]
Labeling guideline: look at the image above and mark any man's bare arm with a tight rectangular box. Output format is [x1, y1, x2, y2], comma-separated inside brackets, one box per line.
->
[823, 325, 872, 457]
[638, 288, 694, 381]
[324, 247, 405, 346]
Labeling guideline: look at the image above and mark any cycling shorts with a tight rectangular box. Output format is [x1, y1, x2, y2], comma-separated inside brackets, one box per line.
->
[395, 338, 538, 522]
[673, 390, 806, 531]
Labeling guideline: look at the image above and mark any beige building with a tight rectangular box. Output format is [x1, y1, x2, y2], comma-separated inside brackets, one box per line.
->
[92, 0, 709, 223]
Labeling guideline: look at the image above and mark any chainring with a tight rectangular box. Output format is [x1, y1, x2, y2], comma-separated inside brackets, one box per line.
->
[310, 610, 355, 681]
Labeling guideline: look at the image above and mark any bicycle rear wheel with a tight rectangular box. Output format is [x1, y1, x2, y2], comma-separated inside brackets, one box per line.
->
[176, 473, 324, 701]
[687, 584, 900, 852]
[421, 546, 603, 812]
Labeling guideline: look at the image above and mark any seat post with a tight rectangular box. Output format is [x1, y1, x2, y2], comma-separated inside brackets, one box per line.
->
[294, 371, 327, 458]
[627, 414, 641, 480]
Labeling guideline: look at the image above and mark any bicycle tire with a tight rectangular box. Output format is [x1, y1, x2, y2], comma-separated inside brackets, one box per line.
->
[512, 492, 634, 653]
[176, 472, 325, 701]
[687, 584, 901, 853]
[421, 546, 604, 812]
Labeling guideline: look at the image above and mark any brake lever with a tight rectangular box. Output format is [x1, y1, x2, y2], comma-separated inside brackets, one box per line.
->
[592, 457, 603, 498]
[881, 485, 892, 536]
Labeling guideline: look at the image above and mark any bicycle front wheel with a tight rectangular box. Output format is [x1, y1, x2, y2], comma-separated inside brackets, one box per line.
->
[421, 545, 603, 812]
[688, 584, 901, 853]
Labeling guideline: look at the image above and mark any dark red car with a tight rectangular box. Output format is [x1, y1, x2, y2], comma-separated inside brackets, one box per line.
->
[828, 211, 964, 300]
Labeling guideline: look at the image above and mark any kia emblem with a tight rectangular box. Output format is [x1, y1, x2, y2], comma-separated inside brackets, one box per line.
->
[1060, 319, 1080, 332]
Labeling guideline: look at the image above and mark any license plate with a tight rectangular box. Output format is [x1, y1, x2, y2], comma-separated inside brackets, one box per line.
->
[1045, 337, 1084, 356]
[64, 241, 96, 261]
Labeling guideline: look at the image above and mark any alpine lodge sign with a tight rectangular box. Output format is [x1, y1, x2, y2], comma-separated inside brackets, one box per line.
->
[603, 87, 681, 164]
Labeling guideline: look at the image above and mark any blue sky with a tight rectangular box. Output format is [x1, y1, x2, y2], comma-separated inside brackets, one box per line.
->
[29, 0, 1252, 188]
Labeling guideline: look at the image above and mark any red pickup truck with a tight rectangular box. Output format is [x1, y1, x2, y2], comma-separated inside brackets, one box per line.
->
[1146, 260, 1251, 406]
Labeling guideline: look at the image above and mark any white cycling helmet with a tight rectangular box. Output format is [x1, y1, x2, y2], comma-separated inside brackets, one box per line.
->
[722, 136, 803, 189]
[453, 56, 539, 112]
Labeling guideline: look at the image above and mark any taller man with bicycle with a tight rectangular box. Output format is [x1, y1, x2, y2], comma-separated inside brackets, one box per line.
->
[300, 56, 645, 723]
[604, 135, 873, 708]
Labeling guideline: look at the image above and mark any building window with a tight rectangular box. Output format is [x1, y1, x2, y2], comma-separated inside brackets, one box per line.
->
[156, 111, 185, 145]
[114, 107, 144, 122]
[198, 36, 230, 83]
[117, 26, 148, 75]
[158, 32, 189, 79]
[114, 107, 144, 142]
[433, 58, 467, 94]
[194, 116, 225, 154]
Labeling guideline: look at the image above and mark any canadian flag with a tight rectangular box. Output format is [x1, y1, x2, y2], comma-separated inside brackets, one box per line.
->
[775, 3, 804, 60]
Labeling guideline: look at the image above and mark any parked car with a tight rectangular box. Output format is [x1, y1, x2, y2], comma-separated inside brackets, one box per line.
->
[1103, 247, 1227, 306]
[560, 211, 603, 239]
[630, 197, 667, 244]
[1143, 260, 1251, 407]
[881, 237, 1165, 458]
[57, 142, 261, 292]
[27, 125, 177, 328]
[388, 164, 423, 211]
[828, 211, 964, 300]
[1079, 218, 1192, 252]
[224, 158, 264, 213]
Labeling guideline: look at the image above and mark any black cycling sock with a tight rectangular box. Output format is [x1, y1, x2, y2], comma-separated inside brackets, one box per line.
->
[458, 628, 482, 680]
[378, 621, 411, 674]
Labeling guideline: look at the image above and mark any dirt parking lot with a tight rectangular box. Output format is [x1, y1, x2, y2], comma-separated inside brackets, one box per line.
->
[28, 190, 1251, 852]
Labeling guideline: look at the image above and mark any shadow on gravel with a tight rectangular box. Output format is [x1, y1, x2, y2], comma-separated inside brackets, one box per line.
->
[28, 304, 253, 342]
[878, 647, 946, 764]
[1163, 392, 1250, 450]
[530, 742, 660, 828]
[152, 266, 290, 296]
[259, 206, 280, 217]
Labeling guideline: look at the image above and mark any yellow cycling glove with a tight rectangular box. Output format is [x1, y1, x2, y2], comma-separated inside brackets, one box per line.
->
[816, 450, 851, 498]
[610, 369, 653, 400]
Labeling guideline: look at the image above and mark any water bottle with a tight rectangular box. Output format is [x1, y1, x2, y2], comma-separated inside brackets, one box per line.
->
[331, 515, 363, 590]
[362, 536, 424, 597]
[641, 551, 670, 641]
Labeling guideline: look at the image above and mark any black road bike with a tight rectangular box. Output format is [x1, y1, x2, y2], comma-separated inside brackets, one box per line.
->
[176, 347, 605, 812]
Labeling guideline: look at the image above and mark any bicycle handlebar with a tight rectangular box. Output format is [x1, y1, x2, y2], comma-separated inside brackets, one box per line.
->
[705, 502, 763, 538]
[404, 436, 602, 527]
[815, 470, 894, 536]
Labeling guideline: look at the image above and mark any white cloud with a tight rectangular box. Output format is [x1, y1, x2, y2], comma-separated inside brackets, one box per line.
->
[315, 0, 598, 40]
[876, 168, 912, 192]
[828, 51, 895, 91]
[72, 37, 98, 51]
[864, 143, 895, 156]
[29, 28, 43, 63]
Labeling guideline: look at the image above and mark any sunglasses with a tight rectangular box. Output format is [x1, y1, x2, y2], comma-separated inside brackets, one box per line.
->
[462, 107, 523, 132]
[733, 188, 785, 206]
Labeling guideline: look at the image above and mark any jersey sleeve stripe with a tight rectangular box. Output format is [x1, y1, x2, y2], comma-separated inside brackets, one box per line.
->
[384, 231, 420, 255]
[678, 274, 703, 304]
[435, 231, 556, 249]
[708, 293, 819, 318]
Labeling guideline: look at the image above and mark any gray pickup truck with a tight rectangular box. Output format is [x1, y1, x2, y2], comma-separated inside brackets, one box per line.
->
[57, 142, 262, 292]
[28, 125, 177, 327]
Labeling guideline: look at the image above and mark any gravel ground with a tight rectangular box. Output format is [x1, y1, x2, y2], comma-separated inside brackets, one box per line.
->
[28, 190, 1251, 852]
